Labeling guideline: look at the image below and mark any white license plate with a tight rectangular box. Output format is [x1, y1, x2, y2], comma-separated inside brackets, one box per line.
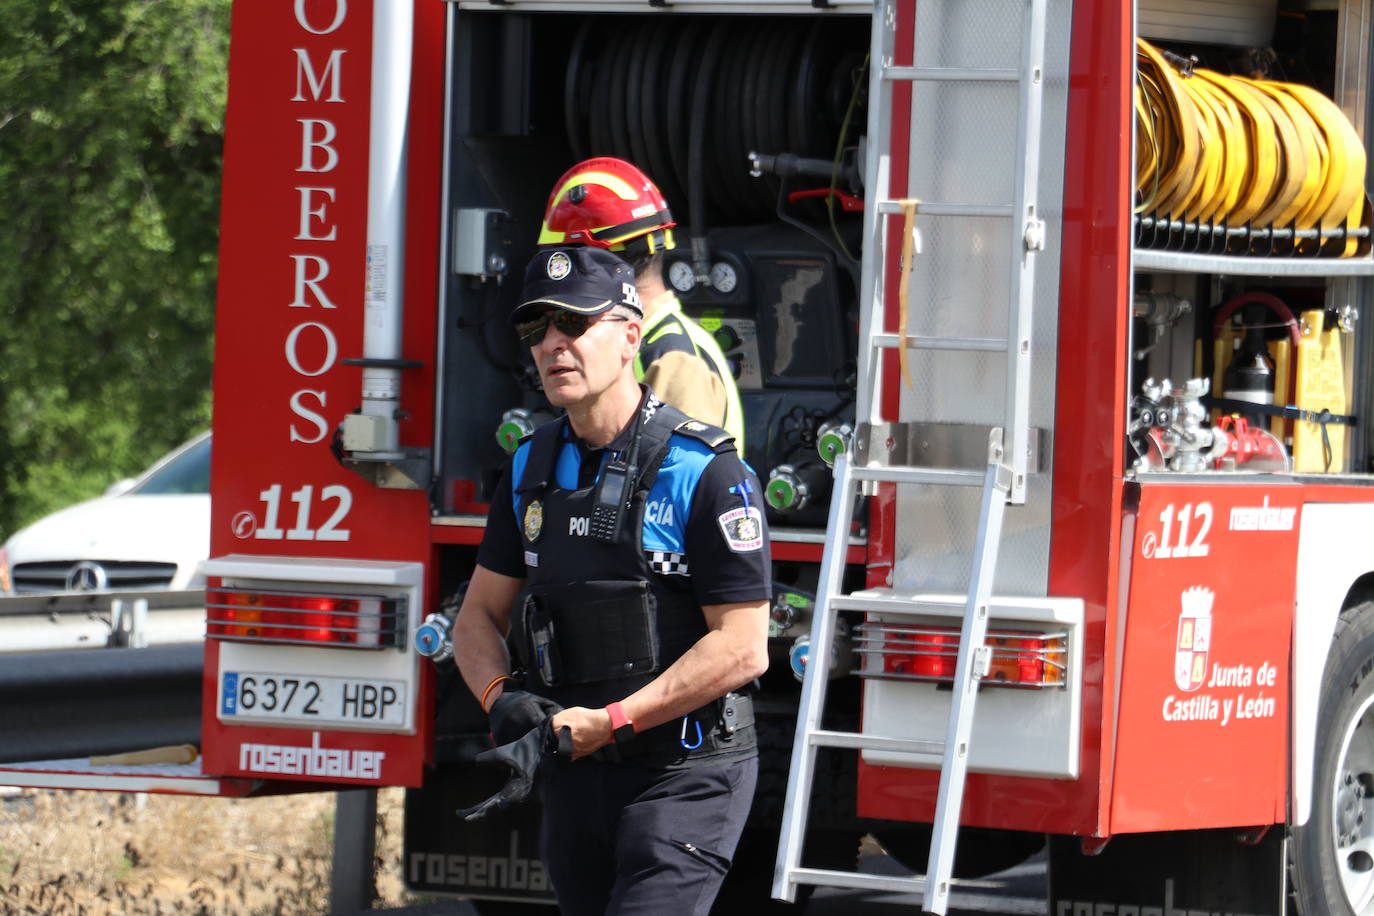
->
[220, 671, 406, 727]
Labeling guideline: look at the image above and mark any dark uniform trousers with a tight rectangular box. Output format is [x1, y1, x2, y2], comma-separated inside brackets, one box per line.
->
[540, 756, 757, 916]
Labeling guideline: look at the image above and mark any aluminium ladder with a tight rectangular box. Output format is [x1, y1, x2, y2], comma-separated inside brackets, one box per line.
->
[772, 0, 1049, 912]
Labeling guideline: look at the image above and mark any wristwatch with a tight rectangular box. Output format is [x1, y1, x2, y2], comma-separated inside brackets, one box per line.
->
[606, 702, 636, 744]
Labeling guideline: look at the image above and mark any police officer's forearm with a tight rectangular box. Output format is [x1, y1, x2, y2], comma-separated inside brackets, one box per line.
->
[621, 600, 769, 734]
[452, 565, 525, 711]
[552, 601, 768, 759]
[453, 616, 513, 711]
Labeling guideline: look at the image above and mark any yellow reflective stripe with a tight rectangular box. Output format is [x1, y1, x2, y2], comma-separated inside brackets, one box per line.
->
[549, 170, 640, 206]
[645, 320, 684, 346]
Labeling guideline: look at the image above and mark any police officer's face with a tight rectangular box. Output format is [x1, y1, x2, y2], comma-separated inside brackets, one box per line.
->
[531, 308, 641, 407]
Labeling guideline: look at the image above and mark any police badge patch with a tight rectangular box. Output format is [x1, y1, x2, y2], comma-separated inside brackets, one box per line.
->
[523, 499, 544, 542]
[717, 506, 764, 551]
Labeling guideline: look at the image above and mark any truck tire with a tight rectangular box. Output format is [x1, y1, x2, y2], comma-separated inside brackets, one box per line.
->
[1291, 601, 1374, 915]
[872, 822, 1044, 880]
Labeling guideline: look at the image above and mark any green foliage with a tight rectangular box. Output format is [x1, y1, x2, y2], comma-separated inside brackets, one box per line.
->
[0, 0, 229, 538]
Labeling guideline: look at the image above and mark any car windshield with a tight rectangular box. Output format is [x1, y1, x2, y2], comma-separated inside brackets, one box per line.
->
[129, 436, 212, 495]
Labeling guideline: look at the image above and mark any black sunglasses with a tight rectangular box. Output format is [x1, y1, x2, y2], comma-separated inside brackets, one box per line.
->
[516, 311, 629, 346]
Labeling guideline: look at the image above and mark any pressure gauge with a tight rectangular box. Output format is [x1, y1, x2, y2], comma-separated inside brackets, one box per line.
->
[667, 260, 696, 294]
[709, 261, 739, 294]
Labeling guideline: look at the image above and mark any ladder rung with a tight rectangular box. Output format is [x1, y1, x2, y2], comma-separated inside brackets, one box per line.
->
[831, 589, 1019, 616]
[787, 866, 929, 895]
[872, 332, 1008, 353]
[807, 728, 945, 757]
[881, 66, 1019, 83]
[830, 593, 953, 615]
[877, 201, 1015, 219]
[851, 465, 985, 486]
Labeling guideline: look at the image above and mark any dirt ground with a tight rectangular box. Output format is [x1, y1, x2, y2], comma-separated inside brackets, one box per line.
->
[0, 785, 428, 915]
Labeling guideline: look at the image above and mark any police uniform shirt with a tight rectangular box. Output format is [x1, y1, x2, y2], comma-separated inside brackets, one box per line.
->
[476, 417, 771, 609]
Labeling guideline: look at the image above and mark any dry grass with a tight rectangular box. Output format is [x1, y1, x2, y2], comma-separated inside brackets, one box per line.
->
[0, 786, 418, 915]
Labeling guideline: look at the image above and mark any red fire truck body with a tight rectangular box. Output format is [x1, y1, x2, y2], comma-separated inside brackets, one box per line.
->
[852, 0, 1355, 846]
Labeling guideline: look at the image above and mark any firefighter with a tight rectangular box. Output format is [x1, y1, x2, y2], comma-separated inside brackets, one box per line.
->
[538, 157, 746, 450]
[451, 245, 771, 916]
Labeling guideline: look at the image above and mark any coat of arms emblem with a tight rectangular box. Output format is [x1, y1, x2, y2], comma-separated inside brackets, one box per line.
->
[1174, 586, 1213, 692]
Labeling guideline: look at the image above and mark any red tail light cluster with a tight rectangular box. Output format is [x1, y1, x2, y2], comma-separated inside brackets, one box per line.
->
[206, 587, 405, 649]
[856, 623, 1067, 688]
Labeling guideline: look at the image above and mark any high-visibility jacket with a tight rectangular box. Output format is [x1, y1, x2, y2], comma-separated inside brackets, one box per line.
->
[634, 292, 745, 450]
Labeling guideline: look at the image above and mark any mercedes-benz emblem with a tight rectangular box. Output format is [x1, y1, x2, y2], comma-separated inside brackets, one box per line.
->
[66, 561, 108, 592]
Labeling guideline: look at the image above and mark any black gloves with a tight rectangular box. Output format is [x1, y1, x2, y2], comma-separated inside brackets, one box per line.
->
[457, 721, 572, 821]
[458, 687, 565, 820]
[488, 689, 564, 746]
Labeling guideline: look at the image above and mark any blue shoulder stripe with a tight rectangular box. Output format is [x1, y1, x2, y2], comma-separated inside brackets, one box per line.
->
[641, 434, 716, 554]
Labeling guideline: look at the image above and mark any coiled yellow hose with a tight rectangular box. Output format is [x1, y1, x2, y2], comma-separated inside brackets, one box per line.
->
[1135, 38, 1369, 257]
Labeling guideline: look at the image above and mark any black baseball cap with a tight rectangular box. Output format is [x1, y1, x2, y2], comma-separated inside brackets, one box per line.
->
[511, 247, 643, 324]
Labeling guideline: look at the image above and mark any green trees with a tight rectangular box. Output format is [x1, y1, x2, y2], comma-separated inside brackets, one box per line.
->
[0, 0, 228, 537]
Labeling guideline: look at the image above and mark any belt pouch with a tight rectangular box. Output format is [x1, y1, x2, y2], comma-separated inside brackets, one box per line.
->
[522, 580, 659, 686]
[718, 692, 755, 737]
[520, 592, 564, 687]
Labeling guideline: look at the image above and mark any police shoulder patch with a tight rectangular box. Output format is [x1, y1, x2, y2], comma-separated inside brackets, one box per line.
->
[717, 506, 764, 552]
[674, 418, 734, 453]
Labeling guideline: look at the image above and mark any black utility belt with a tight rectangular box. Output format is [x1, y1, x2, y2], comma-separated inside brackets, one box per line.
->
[518, 580, 660, 688]
[594, 691, 757, 767]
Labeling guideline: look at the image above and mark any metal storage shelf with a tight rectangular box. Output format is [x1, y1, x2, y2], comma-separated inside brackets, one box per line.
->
[1134, 249, 1374, 277]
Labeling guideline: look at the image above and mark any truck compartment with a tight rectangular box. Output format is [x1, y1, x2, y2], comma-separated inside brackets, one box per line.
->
[437, 10, 870, 528]
[1130, 0, 1374, 477]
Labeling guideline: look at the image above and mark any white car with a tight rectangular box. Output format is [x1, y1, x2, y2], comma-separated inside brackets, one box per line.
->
[0, 432, 211, 595]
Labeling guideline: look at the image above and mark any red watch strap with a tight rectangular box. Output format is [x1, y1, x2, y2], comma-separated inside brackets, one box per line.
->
[606, 701, 635, 737]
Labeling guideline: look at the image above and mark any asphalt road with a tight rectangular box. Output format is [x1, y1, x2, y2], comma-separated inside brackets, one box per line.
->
[364, 851, 1048, 915]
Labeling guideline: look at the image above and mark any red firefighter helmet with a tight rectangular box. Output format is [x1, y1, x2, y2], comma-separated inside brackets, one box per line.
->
[538, 157, 676, 255]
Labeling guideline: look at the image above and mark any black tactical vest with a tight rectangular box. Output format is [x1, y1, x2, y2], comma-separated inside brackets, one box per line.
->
[511, 397, 755, 766]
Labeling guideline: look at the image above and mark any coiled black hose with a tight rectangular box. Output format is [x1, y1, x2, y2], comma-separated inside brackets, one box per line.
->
[563, 15, 868, 225]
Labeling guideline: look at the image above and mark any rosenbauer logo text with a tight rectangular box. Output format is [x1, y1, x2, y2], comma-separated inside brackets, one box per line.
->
[238, 731, 385, 780]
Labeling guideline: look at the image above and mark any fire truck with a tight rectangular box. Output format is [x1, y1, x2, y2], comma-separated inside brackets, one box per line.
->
[12, 0, 1374, 912]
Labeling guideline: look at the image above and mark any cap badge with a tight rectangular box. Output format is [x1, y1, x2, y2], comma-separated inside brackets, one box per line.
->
[546, 251, 572, 281]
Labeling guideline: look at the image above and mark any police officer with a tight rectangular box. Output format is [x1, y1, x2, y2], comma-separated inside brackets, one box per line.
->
[539, 157, 746, 450]
[452, 245, 771, 916]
